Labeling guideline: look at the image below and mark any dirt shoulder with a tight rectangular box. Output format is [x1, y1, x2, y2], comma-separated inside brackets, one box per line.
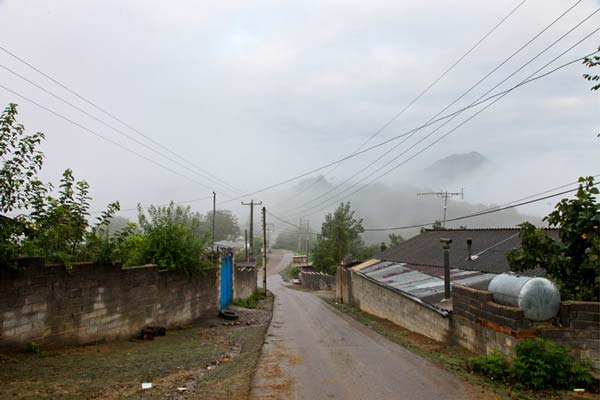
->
[324, 298, 596, 400]
[0, 295, 274, 400]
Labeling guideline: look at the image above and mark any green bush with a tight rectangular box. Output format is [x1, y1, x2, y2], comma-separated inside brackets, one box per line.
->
[233, 289, 267, 309]
[23, 341, 40, 354]
[467, 338, 594, 391]
[467, 352, 510, 381]
[135, 203, 214, 275]
[511, 338, 594, 390]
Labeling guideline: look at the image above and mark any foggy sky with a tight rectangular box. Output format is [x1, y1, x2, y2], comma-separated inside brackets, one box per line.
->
[0, 0, 598, 234]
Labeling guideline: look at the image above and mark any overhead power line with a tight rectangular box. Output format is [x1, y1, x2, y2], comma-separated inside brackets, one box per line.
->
[282, 0, 590, 216]
[0, 45, 243, 196]
[0, 83, 223, 191]
[275, 0, 529, 207]
[216, 49, 585, 207]
[363, 181, 599, 232]
[0, 63, 239, 198]
[289, 46, 600, 218]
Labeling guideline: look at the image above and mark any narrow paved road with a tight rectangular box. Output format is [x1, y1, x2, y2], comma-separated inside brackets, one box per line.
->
[249, 250, 469, 400]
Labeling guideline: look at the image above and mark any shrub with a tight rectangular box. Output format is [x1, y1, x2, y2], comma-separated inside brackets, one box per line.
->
[23, 341, 40, 354]
[511, 338, 594, 390]
[467, 352, 510, 381]
[233, 289, 267, 309]
[136, 202, 214, 274]
[467, 338, 595, 391]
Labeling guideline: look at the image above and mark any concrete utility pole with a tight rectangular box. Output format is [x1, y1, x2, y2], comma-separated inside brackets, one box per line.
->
[241, 199, 262, 261]
[262, 206, 267, 291]
[440, 238, 453, 300]
[417, 189, 464, 228]
[211, 192, 216, 251]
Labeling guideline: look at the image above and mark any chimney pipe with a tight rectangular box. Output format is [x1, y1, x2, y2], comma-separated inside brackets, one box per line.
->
[466, 238, 472, 261]
[440, 238, 452, 299]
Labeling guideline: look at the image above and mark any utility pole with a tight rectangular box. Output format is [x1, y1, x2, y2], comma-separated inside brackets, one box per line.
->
[417, 189, 464, 228]
[211, 192, 216, 252]
[241, 200, 262, 261]
[244, 229, 248, 261]
[337, 225, 343, 303]
[262, 206, 267, 291]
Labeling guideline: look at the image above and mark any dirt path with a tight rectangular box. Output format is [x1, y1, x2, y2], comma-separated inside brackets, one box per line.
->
[249, 249, 468, 400]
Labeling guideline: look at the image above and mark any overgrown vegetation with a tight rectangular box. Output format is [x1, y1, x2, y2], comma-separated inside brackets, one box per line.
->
[507, 176, 600, 301]
[233, 289, 267, 309]
[467, 338, 594, 391]
[279, 263, 300, 282]
[0, 103, 222, 273]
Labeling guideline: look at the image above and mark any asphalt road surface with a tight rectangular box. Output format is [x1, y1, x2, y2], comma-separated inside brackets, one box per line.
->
[249, 249, 469, 400]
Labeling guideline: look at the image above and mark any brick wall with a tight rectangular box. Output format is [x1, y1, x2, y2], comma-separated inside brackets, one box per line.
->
[345, 270, 452, 342]
[234, 266, 257, 300]
[452, 284, 600, 369]
[0, 261, 220, 348]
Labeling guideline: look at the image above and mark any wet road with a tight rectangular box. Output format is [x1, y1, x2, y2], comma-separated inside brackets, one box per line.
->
[249, 249, 468, 400]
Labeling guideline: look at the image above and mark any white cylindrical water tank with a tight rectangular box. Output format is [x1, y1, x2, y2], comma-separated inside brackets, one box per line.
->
[487, 273, 561, 321]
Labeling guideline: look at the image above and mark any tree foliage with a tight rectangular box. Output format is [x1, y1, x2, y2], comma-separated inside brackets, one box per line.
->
[507, 176, 600, 301]
[136, 202, 213, 274]
[582, 47, 600, 91]
[313, 202, 364, 274]
[0, 103, 118, 267]
[204, 209, 241, 241]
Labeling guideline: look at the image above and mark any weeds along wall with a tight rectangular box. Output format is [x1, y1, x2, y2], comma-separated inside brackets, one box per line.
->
[0, 259, 220, 348]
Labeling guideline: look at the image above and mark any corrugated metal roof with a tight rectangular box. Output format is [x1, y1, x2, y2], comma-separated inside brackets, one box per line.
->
[359, 260, 496, 309]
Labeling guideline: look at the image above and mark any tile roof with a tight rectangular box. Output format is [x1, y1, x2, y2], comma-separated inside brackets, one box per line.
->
[377, 228, 557, 275]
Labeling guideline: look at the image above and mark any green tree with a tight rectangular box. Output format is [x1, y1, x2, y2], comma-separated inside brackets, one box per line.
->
[0, 103, 46, 266]
[507, 176, 600, 301]
[136, 202, 213, 275]
[22, 169, 119, 265]
[388, 233, 404, 247]
[313, 202, 364, 274]
[582, 46, 600, 91]
[203, 209, 241, 241]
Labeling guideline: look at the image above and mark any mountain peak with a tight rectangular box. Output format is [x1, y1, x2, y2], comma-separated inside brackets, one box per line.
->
[423, 152, 492, 182]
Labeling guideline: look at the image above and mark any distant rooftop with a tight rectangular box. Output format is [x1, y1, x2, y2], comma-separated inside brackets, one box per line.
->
[377, 228, 557, 275]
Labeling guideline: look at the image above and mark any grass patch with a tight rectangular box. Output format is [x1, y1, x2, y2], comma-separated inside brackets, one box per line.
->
[327, 300, 597, 400]
[233, 289, 267, 309]
[279, 263, 300, 282]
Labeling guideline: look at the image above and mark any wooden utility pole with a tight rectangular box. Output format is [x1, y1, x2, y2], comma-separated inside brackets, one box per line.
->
[244, 229, 248, 261]
[211, 192, 216, 251]
[241, 200, 262, 261]
[337, 225, 343, 303]
[262, 206, 267, 291]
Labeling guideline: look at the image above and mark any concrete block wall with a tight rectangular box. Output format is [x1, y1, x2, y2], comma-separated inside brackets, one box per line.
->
[347, 270, 451, 343]
[452, 284, 600, 369]
[299, 271, 336, 291]
[234, 266, 257, 300]
[0, 261, 219, 348]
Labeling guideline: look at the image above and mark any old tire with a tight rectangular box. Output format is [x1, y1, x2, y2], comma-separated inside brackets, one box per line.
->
[219, 310, 239, 320]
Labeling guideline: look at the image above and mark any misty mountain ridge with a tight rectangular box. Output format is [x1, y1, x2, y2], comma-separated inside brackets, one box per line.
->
[420, 151, 494, 186]
[275, 152, 541, 244]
